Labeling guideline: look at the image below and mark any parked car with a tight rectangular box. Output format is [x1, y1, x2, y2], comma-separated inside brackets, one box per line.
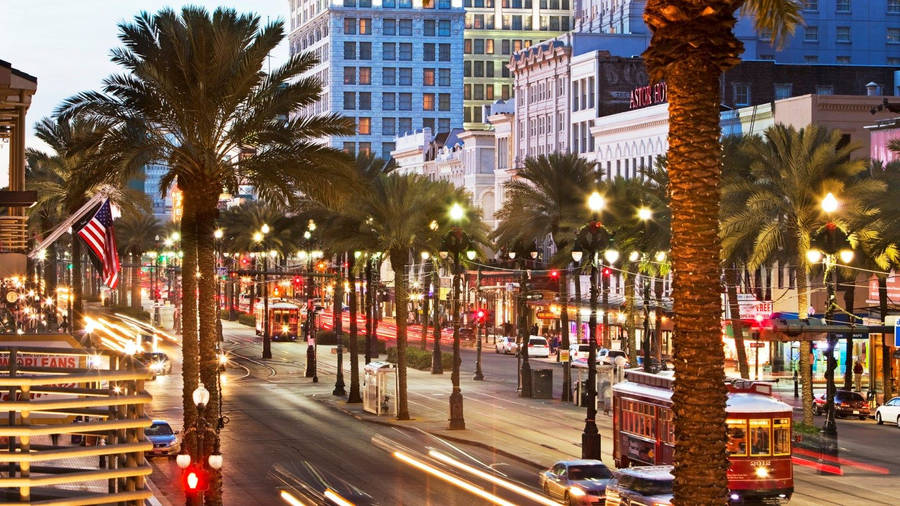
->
[527, 336, 551, 357]
[146, 420, 180, 457]
[495, 336, 518, 355]
[135, 351, 172, 376]
[604, 465, 673, 506]
[875, 396, 900, 427]
[600, 349, 630, 367]
[570, 343, 590, 361]
[539, 459, 613, 505]
[813, 390, 869, 419]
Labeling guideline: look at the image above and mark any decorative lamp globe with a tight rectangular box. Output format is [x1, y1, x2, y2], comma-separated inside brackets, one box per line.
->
[508, 251, 516, 260]
[821, 193, 839, 214]
[628, 251, 640, 263]
[208, 453, 223, 470]
[587, 191, 605, 213]
[260, 223, 270, 234]
[839, 249, 854, 264]
[571, 250, 584, 263]
[176, 453, 191, 469]
[193, 384, 211, 408]
[637, 207, 652, 221]
[466, 250, 476, 260]
[806, 249, 823, 264]
[439, 251, 449, 260]
[604, 249, 620, 264]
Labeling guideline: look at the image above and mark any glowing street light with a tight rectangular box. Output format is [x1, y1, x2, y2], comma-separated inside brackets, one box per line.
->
[637, 206, 652, 221]
[448, 202, 465, 222]
[587, 191, 605, 213]
[821, 192, 839, 214]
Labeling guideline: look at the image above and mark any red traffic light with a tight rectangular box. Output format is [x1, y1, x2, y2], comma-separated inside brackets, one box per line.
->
[602, 267, 611, 277]
[293, 276, 302, 285]
[476, 309, 485, 320]
[182, 465, 209, 494]
[550, 270, 559, 278]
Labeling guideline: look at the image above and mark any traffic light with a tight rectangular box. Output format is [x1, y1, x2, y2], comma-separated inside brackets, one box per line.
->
[293, 276, 302, 286]
[315, 260, 328, 272]
[182, 465, 209, 494]
[476, 309, 486, 324]
[602, 267, 611, 277]
[549, 270, 559, 279]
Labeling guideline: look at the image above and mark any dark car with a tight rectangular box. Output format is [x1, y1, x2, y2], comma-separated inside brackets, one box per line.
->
[135, 351, 172, 376]
[605, 465, 673, 506]
[813, 389, 869, 419]
[539, 459, 613, 505]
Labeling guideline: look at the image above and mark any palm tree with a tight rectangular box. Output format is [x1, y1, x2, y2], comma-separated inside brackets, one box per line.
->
[641, 1, 803, 500]
[59, 9, 354, 498]
[115, 207, 160, 312]
[493, 153, 600, 402]
[722, 124, 884, 430]
[28, 116, 138, 330]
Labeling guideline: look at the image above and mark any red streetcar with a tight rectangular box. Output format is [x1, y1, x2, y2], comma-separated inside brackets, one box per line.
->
[612, 369, 793, 504]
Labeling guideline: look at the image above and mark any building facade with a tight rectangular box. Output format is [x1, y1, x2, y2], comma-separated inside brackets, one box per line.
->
[462, 0, 574, 129]
[288, 0, 466, 158]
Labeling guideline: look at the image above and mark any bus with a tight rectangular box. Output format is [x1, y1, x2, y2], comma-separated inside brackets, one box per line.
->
[612, 369, 793, 504]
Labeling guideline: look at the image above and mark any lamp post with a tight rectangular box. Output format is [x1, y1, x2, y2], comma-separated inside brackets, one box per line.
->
[176, 384, 223, 503]
[302, 221, 319, 381]
[571, 190, 610, 460]
[333, 252, 347, 396]
[509, 245, 537, 398]
[440, 202, 470, 430]
[807, 192, 853, 437]
[473, 265, 484, 381]
[254, 226, 272, 359]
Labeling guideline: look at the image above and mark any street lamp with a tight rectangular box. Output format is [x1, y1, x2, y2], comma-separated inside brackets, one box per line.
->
[303, 221, 319, 382]
[570, 189, 612, 460]
[177, 384, 220, 501]
[255, 226, 272, 359]
[440, 203, 471, 430]
[509, 243, 538, 398]
[809, 192, 853, 437]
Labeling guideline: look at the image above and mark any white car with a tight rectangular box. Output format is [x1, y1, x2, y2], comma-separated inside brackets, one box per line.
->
[526, 336, 551, 357]
[875, 396, 900, 427]
[495, 336, 518, 355]
[570, 343, 590, 361]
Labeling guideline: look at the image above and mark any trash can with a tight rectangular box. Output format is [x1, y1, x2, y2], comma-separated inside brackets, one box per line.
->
[531, 368, 553, 399]
[363, 361, 397, 416]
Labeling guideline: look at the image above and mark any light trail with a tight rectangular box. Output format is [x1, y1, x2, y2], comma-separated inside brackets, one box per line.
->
[323, 489, 355, 506]
[392, 450, 516, 506]
[279, 490, 306, 506]
[428, 450, 557, 505]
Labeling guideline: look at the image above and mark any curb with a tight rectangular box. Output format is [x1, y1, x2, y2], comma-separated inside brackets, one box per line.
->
[312, 395, 550, 470]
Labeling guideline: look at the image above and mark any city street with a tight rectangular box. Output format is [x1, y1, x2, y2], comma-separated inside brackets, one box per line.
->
[137, 316, 900, 505]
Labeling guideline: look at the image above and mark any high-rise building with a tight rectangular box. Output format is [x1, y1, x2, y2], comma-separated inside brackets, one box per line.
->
[288, 0, 466, 158]
[462, 0, 574, 129]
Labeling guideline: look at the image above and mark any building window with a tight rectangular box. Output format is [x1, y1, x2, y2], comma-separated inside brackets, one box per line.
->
[344, 18, 357, 35]
[760, 54, 775, 60]
[501, 40, 510, 55]
[464, 84, 471, 100]
[733, 83, 750, 106]
[438, 117, 450, 132]
[473, 84, 484, 100]
[474, 39, 485, 54]
[439, 20, 451, 36]
[344, 42, 356, 60]
[464, 61, 471, 77]
[424, 20, 436, 36]
[439, 68, 451, 86]
[501, 65, 510, 78]
[465, 107, 471, 123]
[383, 93, 396, 110]
[423, 93, 435, 110]
[464, 39, 472, 54]
[803, 0, 817, 11]
[486, 61, 494, 77]
[383, 42, 396, 60]
[502, 85, 510, 100]
[439, 44, 451, 61]
[399, 19, 413, 36]
[359, 92, 372, 110]
[383, 19, 396, 35]
[804, 26, 818, 42]
[358, 117, 371, 135]
[358, 142, 371, 155]
[344, 92, 356, 110]
[890, 0, 900, 13]
[439, 93, 450, 111]
[836, 0, 850, 12]
[473, 107, 482, 123]
[423, 68, 435, 86]
[359, 18, 372, 35]
[774, 83, 792, 100]
[359, 42, 371, 60]
[343, 142, 355, 153]
[816, 85, 834, 95]
[889, 57, 900, 65]
[424, 43, 436, 61]
[359, 67, 371, 85]
[399, 43, 413, 61]
[399, 68, 412, 85]
[423, 117, 435, 131]
[836, 55, 851, 63]
[485, 84, 494, 100]
[474, 61, 484, 77]
[399, 117, 412, 134]
[382, 142, 395, 156]
[889, 28, 900, 43]
[343, 67, 356, 85]
[836, 26, 850, 42]
[804, 55, 819, 63]
[486, 39, 494, 54]
[383, 68, 396, 86]
[399, 93, 412, 110]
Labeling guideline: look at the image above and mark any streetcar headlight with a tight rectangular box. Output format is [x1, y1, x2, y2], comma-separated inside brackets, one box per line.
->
[282, 325, 289, 334]
[569, 486, 586, 497]
[730, 493, 740, 501]
[754, 466, 769, 478]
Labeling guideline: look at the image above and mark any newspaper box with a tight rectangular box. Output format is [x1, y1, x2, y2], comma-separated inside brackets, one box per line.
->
[363, 361, 397, 416]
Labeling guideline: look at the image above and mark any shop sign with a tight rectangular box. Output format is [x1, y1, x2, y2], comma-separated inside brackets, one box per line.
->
[559, 350, 570, 362]
[749, 342, 765, 348]
[537, 311, 557, 319]
[629, 82, 667, 109]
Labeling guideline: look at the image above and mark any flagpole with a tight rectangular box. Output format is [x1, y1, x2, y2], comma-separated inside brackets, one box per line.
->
[27, 189, 110, 259]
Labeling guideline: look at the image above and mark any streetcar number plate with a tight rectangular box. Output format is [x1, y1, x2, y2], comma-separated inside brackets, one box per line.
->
[853, 410, 859, 414]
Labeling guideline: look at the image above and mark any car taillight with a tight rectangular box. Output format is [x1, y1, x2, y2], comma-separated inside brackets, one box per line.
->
[840, 402, 849, 407]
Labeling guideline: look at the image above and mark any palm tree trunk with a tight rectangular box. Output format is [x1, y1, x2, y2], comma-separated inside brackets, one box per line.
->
[624, 271, 637, 366]
[364, 260, 373, 364]
[347, 254, 362, 403]
[421, 259, 431, 350]
[131, 252, 142, 311]
[797, 263, 814, 425]
[71, 233, 84, 331]
[390, 249, 410, 420]
[879, 276, 893, 402]
[179, 189, 200, 470]
[432, 264, 443, 373]
[654, 280, 665, 368]
[44, 244, 59, 327]
[665, 58, 730, 504]
[726, 266, 750, 379]
[841, 277, 856, 390]
[560, 269, 571, 402]
[195, 194, 222, 506]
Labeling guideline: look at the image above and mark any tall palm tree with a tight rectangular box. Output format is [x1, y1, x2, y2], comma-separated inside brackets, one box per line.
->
[722, 124, 885, 429]
[642, 1, 802, 501]
[116, 209, 161, 311]
[493, 153, 600, 402]
[59, 9, 354, 499]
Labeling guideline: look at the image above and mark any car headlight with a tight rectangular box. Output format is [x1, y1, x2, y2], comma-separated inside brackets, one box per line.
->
[150, 361, 164, 371]
[569, 486, 586, 497]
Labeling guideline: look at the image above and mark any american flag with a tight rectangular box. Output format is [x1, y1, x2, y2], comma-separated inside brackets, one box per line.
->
[76, 199, 120, 289]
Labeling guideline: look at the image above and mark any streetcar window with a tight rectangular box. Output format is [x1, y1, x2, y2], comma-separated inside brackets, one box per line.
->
[726, 419, 747, 456]
[749, 419, 771, 456]
[772, 418, 791, 456]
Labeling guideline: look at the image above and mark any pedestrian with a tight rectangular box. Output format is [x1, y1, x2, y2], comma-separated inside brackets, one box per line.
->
[853, 359, 864, 392]
[529, 323, 538, 336]
[59, 315, 69, 334]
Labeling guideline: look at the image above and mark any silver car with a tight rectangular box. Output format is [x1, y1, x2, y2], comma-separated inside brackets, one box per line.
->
[539, 459, 612, 505]
[604, 465, 673, 506]
[495, 336, 518, 355]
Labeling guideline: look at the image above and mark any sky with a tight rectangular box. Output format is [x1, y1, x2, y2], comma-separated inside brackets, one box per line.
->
[0, 0, 290, 182]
